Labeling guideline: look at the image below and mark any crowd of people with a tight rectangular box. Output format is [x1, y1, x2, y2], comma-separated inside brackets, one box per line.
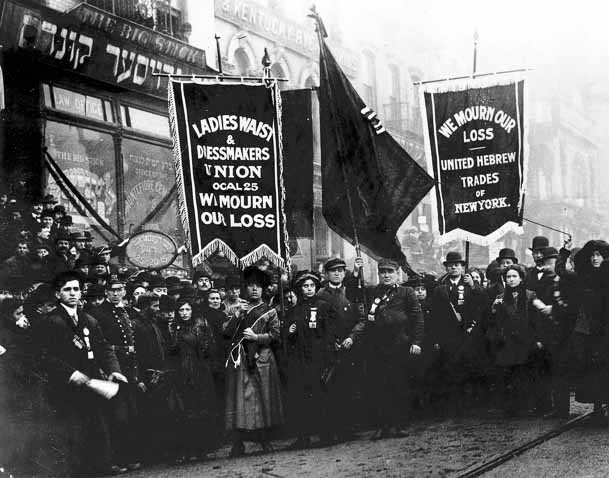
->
[2, 192, 609, 477]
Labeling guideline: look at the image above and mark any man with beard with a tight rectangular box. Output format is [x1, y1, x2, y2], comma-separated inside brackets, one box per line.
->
[90, 277, 142, 471]
[366, 259, 423, 439]
[53, 233, 73, 274]
[133, 294, 173, 463]
[315, 258, 366, 444]
[525, 236, 550, 292]
[36, 271, 126, 476]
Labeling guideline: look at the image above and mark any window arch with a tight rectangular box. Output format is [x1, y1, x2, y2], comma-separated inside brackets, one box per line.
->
[234, 47, 251, 76]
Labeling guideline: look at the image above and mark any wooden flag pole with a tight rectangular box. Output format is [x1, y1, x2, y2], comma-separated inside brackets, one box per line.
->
[464, 28, 479, 270]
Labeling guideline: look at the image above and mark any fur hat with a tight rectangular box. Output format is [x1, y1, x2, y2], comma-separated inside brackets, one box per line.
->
[243, 266, 271, 288]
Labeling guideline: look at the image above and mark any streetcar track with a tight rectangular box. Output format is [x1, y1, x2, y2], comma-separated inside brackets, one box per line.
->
[455, 409, 598, 477]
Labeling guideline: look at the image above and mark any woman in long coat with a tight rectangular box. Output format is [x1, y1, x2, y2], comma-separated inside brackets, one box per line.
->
[556, 239, 609, 418]
[169, 297, 217, 461]
[487, 265, 548, 414]
[224, 266, 284, 457]
[285, 271, 332, 448]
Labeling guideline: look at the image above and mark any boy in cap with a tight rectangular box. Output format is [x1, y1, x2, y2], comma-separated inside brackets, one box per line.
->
[315, 257, 366, 444]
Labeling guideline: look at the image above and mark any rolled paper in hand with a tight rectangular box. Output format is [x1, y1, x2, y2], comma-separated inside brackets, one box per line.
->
[86, 378, 120, 400]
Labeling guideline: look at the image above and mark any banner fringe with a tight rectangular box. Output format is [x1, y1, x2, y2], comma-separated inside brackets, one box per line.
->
[438, 221, 524, 246]
[168, 82, 192, 258]
[419, 78, 528, 243]
[240, 244, 285, 269]
[192, 238, 241, 268]
[271, 82, 292, 273]
[420, 73, 527, 94]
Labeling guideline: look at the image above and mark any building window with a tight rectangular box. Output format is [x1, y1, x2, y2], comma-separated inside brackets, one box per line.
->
[362, 51, 377, 110]
[120, 105, 170, 138]
[270, 62, 288, 91]
[388, 64, 401, 126]
[234, 47, 251, 76]
[122, 138, 178, 234]
[44, 120, 117, 232]
[43, 83, 114, 123]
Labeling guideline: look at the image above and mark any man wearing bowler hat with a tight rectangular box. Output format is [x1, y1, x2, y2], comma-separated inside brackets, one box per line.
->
[486, 248, 519, 301]
[316, 257, 366, 444]
[429, 251, 483, 408]
[525, 236, 550, 292]
[530, 246, 567, 416]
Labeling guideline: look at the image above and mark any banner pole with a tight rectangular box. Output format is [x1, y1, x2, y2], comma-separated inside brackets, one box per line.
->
[464, 28, 478, 270]
[214, 34, 223, 74]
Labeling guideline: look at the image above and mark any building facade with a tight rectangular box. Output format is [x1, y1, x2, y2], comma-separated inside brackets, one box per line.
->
[0, 0, 211, 245]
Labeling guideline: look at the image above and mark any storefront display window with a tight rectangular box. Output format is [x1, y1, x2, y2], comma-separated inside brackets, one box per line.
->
[122, 137, 178, 236]
[45, 120, 118, 231]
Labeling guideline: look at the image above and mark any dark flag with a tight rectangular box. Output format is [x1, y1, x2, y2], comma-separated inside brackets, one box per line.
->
[318, 36, 435, 266]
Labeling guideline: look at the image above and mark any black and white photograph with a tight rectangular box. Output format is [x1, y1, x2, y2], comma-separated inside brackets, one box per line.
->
[1, 0, 608, 476]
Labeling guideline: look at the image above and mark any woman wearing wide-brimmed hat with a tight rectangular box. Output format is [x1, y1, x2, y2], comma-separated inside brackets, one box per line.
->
[556, 238, 609, 420]
[224, 266, 284, 456]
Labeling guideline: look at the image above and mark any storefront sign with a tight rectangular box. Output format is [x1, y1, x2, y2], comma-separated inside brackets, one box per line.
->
[168, 80, 288, 269]
[0, 0, 209, 99]
[420, 77, 527, 245]
[215, 0, 317, 58]
[125, 230, 178, 270]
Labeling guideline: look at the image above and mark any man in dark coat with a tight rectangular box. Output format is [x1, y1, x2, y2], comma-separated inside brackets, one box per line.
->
[89, 276, 142, 470]
[133, 294, 175, 462]
[525, 236, 550, 292]
[366, 259, 423, 439]
[37, 271, 126, 476]
[429, 251, 482, 407]
[316, 257, 366, 443]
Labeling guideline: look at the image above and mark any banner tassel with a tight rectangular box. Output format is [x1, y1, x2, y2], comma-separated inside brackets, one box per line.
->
[168, 83, 192, 254]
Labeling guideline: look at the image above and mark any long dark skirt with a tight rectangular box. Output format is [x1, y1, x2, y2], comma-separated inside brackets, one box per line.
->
[568, 332, 609, 404]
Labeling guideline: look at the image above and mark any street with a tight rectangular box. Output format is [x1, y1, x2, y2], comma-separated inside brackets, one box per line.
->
[122, 401, 598, 478]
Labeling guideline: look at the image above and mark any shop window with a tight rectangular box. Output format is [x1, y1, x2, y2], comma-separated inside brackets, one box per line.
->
[43, 83, 113, 123]
[122, 138, 179, 236]
[121, 105, 170, 138]
[44, 120, 117, 233]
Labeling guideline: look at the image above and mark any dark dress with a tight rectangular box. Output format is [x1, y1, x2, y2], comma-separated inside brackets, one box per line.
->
[170, 317, 218, 454]
[487, 287, 540, 411]
[286, 296, 332, 436]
